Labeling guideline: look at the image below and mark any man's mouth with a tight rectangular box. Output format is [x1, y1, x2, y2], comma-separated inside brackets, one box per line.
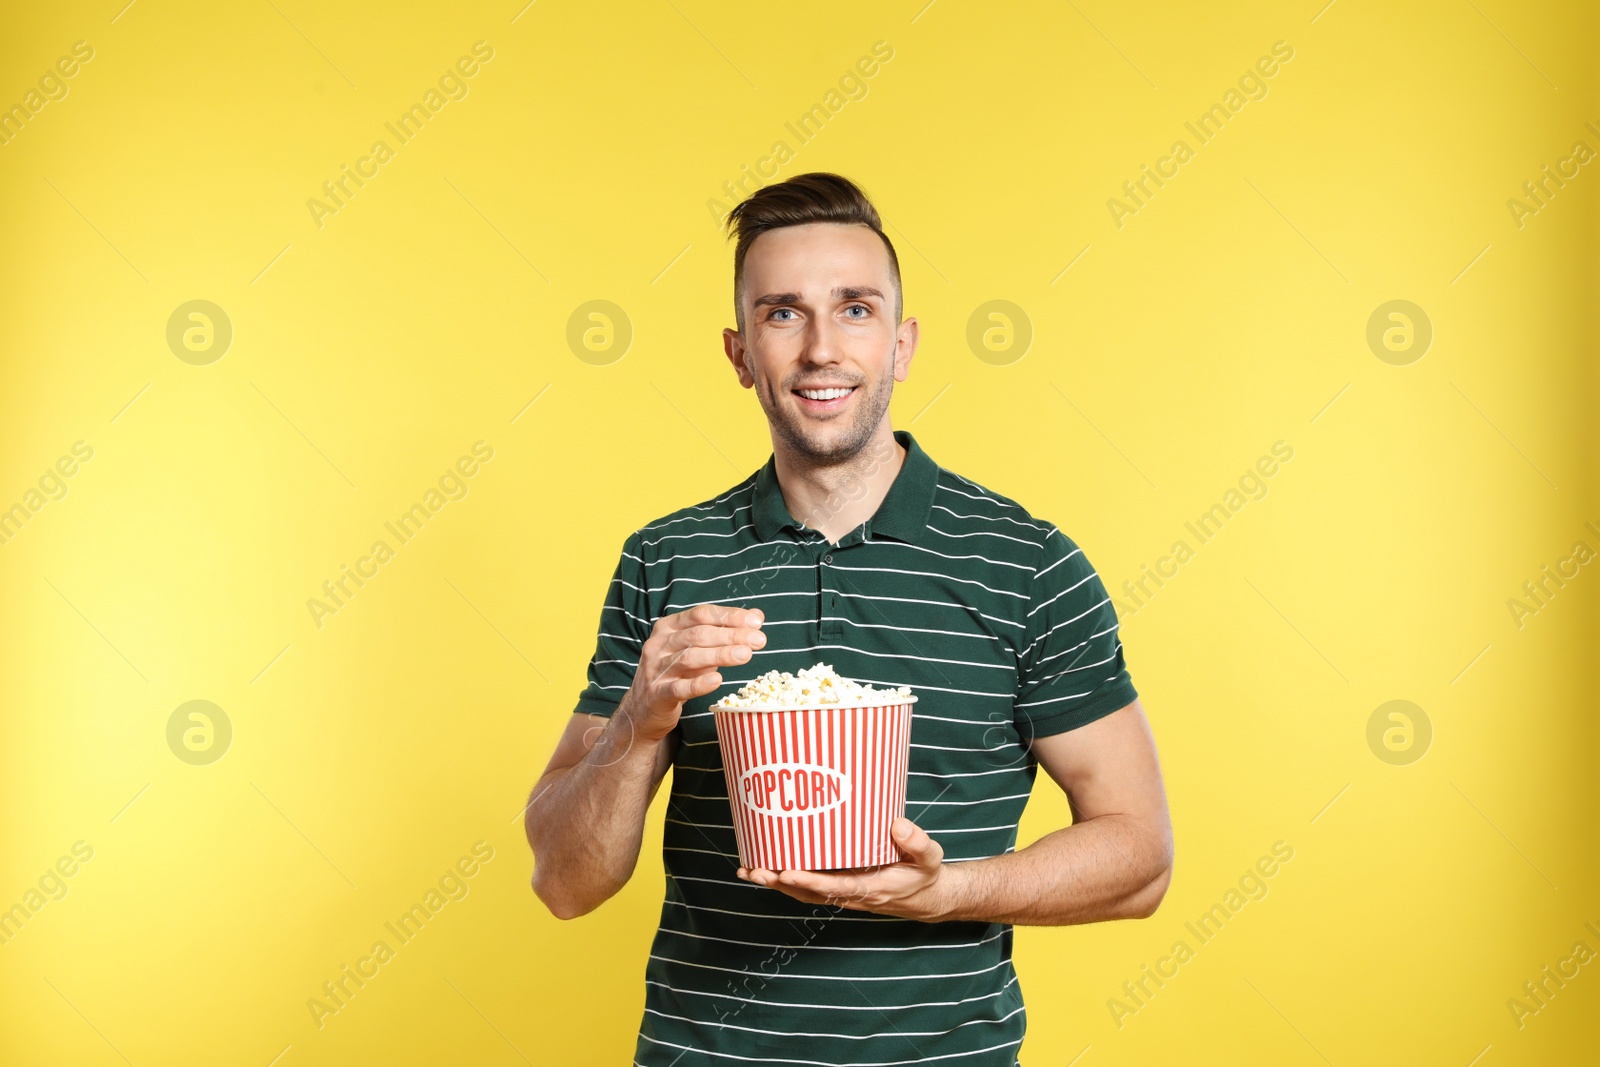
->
[791, 385, 858, 414]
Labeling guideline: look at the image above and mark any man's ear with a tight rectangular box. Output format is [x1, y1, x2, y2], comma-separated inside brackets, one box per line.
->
[892, 316, 919, 383]
[723, 327, 755, 388]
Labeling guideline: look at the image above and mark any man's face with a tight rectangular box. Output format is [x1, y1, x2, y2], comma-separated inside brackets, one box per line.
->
[724, 222, 917, 465]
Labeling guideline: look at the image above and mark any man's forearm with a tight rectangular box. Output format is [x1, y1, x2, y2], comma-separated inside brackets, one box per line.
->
[526, 701, 666, 919]
[934, 813, 1172, 926]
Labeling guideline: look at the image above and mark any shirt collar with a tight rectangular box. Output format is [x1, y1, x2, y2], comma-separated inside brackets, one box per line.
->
[751, 429, 938, 544]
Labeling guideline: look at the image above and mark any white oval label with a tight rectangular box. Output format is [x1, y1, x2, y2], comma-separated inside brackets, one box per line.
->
[738, 762, 851, 817]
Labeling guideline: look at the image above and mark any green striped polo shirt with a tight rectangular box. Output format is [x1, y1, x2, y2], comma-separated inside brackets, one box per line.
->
[575, 428, 1137, 1067]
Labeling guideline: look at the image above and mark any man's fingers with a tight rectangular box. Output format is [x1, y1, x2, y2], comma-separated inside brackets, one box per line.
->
[745, 868, 834, 905]
[661, 644, 755, 674]
[892, 818, 944, 867]
[665, 672, 722, 703]
[636, 605, 764, 717]
[661, 603, 765, 633]
[659, 623, 767, 654]
[654, 642, 742, 676]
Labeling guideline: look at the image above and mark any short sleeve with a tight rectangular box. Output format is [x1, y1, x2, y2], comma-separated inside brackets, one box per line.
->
[574, 531, 652, 718]
[1013, 528, 1138, 738]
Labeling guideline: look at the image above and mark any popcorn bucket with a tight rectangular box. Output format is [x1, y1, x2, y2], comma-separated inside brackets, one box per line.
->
[712, 697, 916, 872]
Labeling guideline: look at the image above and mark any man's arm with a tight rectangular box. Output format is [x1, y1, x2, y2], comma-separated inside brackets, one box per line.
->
[524, 705, 677, 921]
[526, 603, 766, 920]
[740, 698, 1173, 925]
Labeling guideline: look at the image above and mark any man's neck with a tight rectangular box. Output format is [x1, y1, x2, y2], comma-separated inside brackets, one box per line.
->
[773, 427, 906, 545]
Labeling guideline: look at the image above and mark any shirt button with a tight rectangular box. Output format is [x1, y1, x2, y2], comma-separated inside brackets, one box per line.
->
[822, 554, 834, 565]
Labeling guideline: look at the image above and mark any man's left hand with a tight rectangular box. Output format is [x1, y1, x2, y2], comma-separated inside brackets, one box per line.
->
[736, 817, 963, 922]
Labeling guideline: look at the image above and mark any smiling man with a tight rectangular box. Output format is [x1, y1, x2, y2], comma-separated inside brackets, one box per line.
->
[524, 172, 1173, 1066]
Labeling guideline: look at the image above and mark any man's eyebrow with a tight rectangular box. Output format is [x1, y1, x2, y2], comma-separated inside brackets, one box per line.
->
[750, 286, 886, 309]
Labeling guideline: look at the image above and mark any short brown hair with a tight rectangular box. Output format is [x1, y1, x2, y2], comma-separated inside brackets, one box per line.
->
[724, 172, 902, 334]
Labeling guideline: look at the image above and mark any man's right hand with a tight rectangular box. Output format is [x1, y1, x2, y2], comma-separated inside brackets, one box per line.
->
[621, 603, 766, 742]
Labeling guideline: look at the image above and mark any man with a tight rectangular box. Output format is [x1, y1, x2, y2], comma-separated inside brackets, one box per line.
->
[525, 172, 1173, 1065]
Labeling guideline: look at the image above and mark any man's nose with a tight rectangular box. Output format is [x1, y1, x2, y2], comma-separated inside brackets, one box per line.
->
[801, 316, 843, 366]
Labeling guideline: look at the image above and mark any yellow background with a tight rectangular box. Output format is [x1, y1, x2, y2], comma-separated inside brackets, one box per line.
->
[2, 1, 1596, 1063]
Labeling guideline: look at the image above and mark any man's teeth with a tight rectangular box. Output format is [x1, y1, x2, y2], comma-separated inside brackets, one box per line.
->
[798, 387, 854, 400]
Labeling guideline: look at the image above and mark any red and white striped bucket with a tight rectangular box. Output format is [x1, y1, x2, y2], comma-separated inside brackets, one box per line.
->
[712, 698, 915, 871]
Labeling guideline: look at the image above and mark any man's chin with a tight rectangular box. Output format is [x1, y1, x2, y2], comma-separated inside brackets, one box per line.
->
[777, 421, 872, 463]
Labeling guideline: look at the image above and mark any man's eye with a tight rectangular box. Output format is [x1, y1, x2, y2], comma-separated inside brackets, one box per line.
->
[846, 305, 870, 318]
[768, 308, 795, 321]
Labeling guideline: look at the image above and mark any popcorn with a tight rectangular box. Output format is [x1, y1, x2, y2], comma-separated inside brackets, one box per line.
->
[717, 662, 914, 709]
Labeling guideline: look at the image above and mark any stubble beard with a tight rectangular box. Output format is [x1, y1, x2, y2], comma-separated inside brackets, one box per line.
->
[757, 359, 895, 468]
